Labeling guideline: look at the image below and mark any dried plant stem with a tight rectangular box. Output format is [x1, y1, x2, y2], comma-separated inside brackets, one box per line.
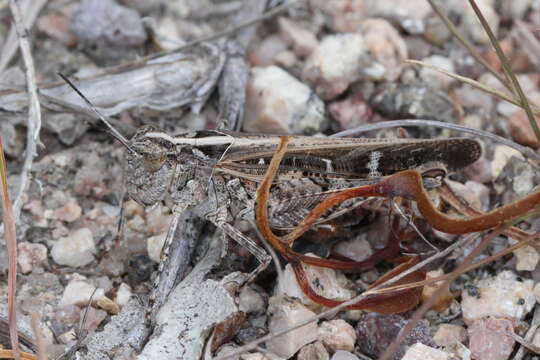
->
[468, 0, 540, 144]
[0, 136, 20, 360]
[406, 60, 540, 115]
[30, 314, 45, 360]
[426, 0, 509, 89]
[379, 225, 507, 360]
[0, 0, 46, 74]
[0, 350, 35, 360]
[513, 307, 540, 359]
[8, 0, 42, 226]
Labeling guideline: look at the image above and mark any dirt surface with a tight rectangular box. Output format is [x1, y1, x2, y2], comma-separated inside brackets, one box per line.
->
[1, 1, 540, 360]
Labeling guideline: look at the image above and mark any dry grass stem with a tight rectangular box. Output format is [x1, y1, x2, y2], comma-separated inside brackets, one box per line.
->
[407, 59, 540, 115]
[0, 136, 20, 360]
[426, 0, 509, 88]
[0, 0, 46, 74]
[7, 0, 42, 230]
[379, 226, 507, 360]
[468, 0, 540, 143]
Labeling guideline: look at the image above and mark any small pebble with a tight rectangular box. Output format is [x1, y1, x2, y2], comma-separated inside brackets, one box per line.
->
[507, 110, 540, 148]
[297, 341, 329, 360]
[279, 259, 355, 310]
[468, 317, 515, 360]
[534, 282, 540, 303]
[265, 295, 318, 359]
[248, 35, 288, 67]
[274, 50, 298, 70]
[423, 16, 451, 45]
[215, 345, 240, 360]
[0, 121, 23, 158]
[145, 204, 172, 235]
[278, 17, 318, 57]
[53, 200, 82, 223]
[510, 239, 540, 272]
[311, 0, 367, 33]
[70, 0, 147, 64]
[318, 319, 356, 353]
[240, 353, 282, 360]
[361, 18, 407, 81]
[239, 286, 266, 314]
[115, 283, 133, 307]
[356, 313, 435, 360]
[302, 33, 370, 100]
[370, 82, 459, 125]
[51, 228, 96, 267]
[418, 55, 455, 90]
[244, 65, 327, 135]
[147, 232, 167, 263]
[58, 329, 77, 344]
[460, 0, 500, 45]
[59, 279, 105, 306]
[328, 93, 372, 131]
[421, 269, 453, 312]
[365, 0, 432, 34]
[98, 248, 128, 277]
[445, 180, 490, 212]
[332, 236, 373, 262]
[453, 84, 494, 110]
[402, 343, 449, 360]
[17, 242, 48, 274]
[128, 254, 154, 284]
[490, 145, 523, 180]
[433, 324, 467, 348]
[330, 350, 359, 360]
[461, 270, 535, 324]
[96, 296, 120, 314]
[79, 307, 107, 332]
[37, 12, 77, 46]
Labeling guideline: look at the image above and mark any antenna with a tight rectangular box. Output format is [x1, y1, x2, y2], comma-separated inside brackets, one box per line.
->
[57, 72, 136, 153]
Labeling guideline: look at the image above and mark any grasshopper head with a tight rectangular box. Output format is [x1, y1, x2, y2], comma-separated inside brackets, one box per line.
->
[124, 126, 176, 206]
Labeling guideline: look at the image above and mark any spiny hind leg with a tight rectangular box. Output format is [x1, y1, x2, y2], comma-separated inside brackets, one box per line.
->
[215, 220, 272, 284]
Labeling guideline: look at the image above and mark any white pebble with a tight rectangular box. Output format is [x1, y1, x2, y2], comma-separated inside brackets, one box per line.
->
[330, 350, 359, 360]
[461, 270, 535, 324]
[147, 232, 167, 262]
[244, 65, 327, 135]
[265, 295, 318, 359]
[319, 319, 356, 353]
[402, 343, 449, 360]
[17, 242, 48, 274]
[239, 286, 266, 314]
[59, 279, 104, 306]
[433, 324, 467, 347]
[278, 257, 355, 310]
[115, 283, 133, 307]
[51, 228, 96, 267]
[303, 33, 370, 100]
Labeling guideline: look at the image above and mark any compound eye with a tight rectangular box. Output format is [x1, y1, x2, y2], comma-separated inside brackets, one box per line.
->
[142, 152, 166, 173]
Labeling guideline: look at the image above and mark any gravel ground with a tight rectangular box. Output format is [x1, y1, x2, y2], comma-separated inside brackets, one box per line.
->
[1, 1, 540, 360]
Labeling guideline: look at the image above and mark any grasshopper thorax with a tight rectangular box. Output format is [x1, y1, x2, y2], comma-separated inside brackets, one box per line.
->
[124, 125, 177, 206]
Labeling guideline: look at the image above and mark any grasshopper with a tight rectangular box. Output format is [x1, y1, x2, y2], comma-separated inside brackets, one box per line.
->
[59, 74, 481, 324]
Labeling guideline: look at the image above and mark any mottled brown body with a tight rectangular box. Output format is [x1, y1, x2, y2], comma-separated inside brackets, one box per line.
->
[122, 125, 481, 324]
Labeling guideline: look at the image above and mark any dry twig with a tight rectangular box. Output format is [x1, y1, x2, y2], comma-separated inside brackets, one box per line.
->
[0, 0, 46, 74]
[6, 0, 42, 228]
[0, 136, 20, 360]
[468, 0, 540, 144]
